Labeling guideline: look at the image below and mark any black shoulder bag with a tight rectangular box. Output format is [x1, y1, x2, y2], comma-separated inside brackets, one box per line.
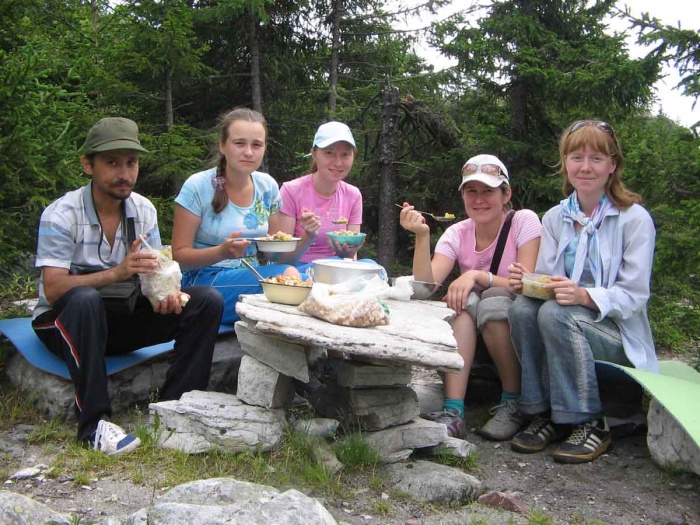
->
[489, 210, 516, 276]
[99, 211, 142, 315]
[74, 207, 142, 315]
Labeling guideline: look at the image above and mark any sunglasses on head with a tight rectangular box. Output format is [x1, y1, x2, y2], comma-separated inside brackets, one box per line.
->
[568, 120, 617, 141]
[462, 163, 503, 177]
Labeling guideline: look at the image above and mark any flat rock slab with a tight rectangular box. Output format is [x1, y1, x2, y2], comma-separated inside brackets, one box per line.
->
[0, 477, 338, 525]
[150, 390, 286, 454]
[236, 295, 462, 372]
[361, 418, 448, 462]
[384, 459, 482, 504]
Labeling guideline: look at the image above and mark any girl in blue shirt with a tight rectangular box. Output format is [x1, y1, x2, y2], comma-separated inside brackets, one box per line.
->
[172, 108, 296, 324]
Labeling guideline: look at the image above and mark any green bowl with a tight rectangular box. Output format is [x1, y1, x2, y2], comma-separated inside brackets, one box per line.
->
[326, 231, 366, 247]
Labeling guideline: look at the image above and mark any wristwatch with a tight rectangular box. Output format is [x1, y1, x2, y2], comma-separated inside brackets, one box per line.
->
[485, 271, 494, 289]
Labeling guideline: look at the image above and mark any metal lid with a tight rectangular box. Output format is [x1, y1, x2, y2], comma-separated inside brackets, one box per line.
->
[312, 259, 384, 270]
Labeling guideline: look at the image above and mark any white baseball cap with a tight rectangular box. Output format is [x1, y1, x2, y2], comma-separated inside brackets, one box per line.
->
[458, 154, 509, 190]
[312, 122, 356, 149]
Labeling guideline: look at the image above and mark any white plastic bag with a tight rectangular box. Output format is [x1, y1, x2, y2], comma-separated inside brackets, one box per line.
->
[299, 275, 390, 327]
[380, 275, 414, 301]
[138, 246, 189, 306]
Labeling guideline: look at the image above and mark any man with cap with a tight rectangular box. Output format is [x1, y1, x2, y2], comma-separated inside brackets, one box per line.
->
[399, 154, 542, 441]
[32, 117, 224, 455]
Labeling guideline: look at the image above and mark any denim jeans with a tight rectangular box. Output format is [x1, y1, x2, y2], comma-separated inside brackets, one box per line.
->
[509, 295, 630, 424]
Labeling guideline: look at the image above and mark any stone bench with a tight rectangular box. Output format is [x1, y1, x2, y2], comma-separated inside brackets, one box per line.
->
[3, 325, 243, 420]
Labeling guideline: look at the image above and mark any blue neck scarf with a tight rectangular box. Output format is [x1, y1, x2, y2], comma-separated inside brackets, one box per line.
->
[561, 192, 612, 287]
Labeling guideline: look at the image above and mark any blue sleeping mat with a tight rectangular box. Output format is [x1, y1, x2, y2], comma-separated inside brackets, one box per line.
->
[0, 317, 235, 380]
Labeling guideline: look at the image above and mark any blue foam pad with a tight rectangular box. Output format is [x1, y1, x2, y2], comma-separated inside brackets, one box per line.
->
[0, 317, 235, 380]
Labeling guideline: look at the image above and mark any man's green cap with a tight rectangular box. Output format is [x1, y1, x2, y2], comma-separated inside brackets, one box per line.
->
[82, 117, 148, 154]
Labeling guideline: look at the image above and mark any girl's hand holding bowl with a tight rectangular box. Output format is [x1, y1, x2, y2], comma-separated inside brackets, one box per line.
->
[327, 230, 366, 259]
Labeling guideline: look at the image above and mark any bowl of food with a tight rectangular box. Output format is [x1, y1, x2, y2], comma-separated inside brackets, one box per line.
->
[259, 274, 312, 305]
[253, 231, 300, 253]
[327, 230, 366, 247]
[408, 280, 442, 300]
[522, 272, 555, 300]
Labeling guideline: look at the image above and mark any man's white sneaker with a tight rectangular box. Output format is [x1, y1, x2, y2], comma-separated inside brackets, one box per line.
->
[92, 420, 141, 456]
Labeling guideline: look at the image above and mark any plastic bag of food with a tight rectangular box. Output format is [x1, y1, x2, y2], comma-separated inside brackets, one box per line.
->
[298, 275, 390, 327]
[138, 246, 190, 306]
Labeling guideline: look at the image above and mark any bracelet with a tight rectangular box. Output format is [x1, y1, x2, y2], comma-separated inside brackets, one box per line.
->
[485, 271, 494, 289]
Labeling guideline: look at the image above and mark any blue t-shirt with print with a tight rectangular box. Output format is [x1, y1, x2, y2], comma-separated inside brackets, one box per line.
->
[175, 168, 282, 268]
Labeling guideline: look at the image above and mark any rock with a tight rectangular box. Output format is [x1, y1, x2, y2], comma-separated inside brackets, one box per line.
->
[308, 437, 344, 475]
[291, 418, 340, 438]
[410, 381, 443, 417]
[647, 398, 700, 476]
[9, 466, 47, 480]
[422, 436, 477, 458]
[115, 477, 338, 524]
[0, 491, 72, 525]
[477, 490, 528, 513]
[336, 361, 412, 388]
[361, 418, 448, 462]
[6, 333, 243, 420]
[312, 384, 420, 431]
[236, 320, 310, 382]
[236, 295, 463, 372]
[150, 390, 286, 454]
[237, 356, 295, 408]
[383, 460, 481, 504]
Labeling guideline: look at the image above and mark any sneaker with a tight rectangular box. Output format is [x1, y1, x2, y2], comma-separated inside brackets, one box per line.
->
[475, 399, 527, 441]
[552, 418, 612, 464]
[91, 420, 141, 456]
[428, 409, 465, 439]
[511, 415, 570, 453]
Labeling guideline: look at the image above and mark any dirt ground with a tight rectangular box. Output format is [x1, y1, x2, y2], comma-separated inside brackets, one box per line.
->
[2, 394, 699, 525]
[2, 421, 699, 525]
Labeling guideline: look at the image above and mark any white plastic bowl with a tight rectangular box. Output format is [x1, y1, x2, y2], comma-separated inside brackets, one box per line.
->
[253, 237, 300, 253]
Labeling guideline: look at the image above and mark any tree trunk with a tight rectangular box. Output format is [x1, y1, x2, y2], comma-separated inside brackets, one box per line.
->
[328, 0, 343, 112]
[249, 15, 263, 114]
[248, 13, 267, 171]
[164, 0, 174, 129]
[165, 68, 174, 129]
[377, 78, 400, 271]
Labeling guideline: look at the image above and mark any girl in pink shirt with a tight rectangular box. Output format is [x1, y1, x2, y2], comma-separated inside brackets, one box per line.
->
[399, 154, 541, 441]
[278, 122, 364, 265]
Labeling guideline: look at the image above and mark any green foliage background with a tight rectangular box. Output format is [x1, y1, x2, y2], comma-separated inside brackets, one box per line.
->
[0, 0, 698, 354]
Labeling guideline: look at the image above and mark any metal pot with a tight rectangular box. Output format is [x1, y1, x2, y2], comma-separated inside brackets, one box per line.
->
[309, 258, 386, 285]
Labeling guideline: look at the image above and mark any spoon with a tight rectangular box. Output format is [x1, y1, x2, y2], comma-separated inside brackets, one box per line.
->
[240, 258, 265, 281]
[394, 203, 455, 222]
[139, 234, 155, 251]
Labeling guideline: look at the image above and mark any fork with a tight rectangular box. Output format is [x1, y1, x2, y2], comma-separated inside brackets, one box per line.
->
[394, 203, 455, 222]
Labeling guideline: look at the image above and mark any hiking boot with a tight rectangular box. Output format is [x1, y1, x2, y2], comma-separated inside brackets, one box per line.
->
[428, 409, 465, 439]
[552, 418, 612, 464]
[475, 399, 527, 441]
[511, 415, 570, 453]
[91, 420, 141, 456]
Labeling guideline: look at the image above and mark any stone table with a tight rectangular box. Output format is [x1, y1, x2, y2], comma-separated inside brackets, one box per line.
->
[235, 294, 462, 372]
[152, 294, 464, 460]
